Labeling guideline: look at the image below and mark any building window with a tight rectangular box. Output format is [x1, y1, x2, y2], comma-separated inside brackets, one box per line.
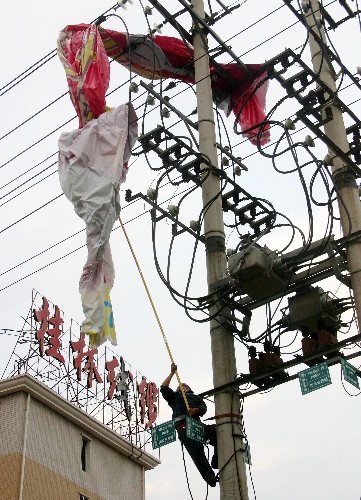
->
[81, 436, 90, 472]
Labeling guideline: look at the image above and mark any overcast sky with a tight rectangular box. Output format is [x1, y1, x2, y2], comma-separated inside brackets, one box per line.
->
[1, 1, 361, 499]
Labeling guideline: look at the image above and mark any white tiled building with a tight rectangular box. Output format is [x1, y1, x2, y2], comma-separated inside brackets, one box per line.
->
[0, 374, 159, 500]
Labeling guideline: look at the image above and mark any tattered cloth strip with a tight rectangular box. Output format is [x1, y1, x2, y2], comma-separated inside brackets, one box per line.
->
[62, 24, 270, 145]
[58, 104, 138, 347]
[57, 24, 138, 347]
[57, 24, 111, 128]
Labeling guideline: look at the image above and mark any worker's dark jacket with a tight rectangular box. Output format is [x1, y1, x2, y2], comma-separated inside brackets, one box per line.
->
[160, 385, 207, 422]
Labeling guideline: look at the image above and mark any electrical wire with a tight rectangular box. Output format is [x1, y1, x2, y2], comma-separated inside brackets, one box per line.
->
[181, 444, 195, 500]
[0, 3, 118, 96]
[0, 1, 359, 397]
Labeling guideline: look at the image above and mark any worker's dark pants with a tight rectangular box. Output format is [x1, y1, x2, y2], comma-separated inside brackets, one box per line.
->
[177, 428, 216, 484]
[204, 424, 218, 469]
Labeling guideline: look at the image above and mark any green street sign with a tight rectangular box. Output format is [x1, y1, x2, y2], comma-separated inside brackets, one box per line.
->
[186, 417, 205, 444]
[341, 359, 360, 389]
[151, 420, 176, 449]
[245, 444, 252, 465]
[298, 362, 332, 395]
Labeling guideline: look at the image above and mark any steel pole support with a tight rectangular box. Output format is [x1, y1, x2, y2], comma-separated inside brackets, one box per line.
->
[306, 1, 361, 329]
[192, 1, 249, 498]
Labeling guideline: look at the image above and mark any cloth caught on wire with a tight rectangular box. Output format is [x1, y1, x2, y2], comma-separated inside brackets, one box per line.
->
[60, 23, 270, 145]
[58, 104, 138, 347]
[57, 24, 138, 347]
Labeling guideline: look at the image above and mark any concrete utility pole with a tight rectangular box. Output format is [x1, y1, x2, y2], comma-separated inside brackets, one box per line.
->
[192, 1, 249, 499]
[305, 0, 361, 328]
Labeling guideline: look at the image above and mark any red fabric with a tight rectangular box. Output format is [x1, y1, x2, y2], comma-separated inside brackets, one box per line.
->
[62, 25, 270, 144]
[97, 27, 128, 59]
[59, 24, 110, 128]
[152, 35, 194, 71]
[210, 63, 270, 144]
[229, 71, 270, 145]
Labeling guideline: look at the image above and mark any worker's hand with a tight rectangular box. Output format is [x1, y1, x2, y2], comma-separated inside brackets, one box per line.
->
[188, 407, 200, 418]
[171, 363, 177, 374]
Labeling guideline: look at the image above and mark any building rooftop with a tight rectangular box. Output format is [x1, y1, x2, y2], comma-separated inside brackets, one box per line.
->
[0, 374, 160, 471]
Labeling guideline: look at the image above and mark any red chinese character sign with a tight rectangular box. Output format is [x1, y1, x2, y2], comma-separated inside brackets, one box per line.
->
[106, 356, 120, 400]
[33, 299, 64, 362]
[47, 305, 65, 363]
[32, 294, 159, 437]
[33, 297, 50, 357]
[71, 333, 103, 388]
[138, 377, 159, 429]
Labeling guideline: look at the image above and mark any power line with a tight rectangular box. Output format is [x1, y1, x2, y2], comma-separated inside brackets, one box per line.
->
[0, 93, 68, 142]
[0, 194, 63, 236]
[0, 0, 358, 357]
[0, 51, 58, 97]
[0, 3, 119, 96]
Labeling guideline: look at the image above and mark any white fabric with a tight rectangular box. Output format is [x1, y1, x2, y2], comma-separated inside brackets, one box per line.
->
[58, 104, 138, 346]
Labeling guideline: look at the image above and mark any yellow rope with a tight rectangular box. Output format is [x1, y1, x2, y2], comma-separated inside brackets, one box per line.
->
[119, 217, 190, 411]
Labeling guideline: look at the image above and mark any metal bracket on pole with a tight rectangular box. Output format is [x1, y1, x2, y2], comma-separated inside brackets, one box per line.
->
[140, 81, 198, 131]
[283, 0, 361, 30]
[176, 0, 252, 76]
[146, 0, 244, 87]
[124, 190, 205, 243]
[326, 243, 351, 287]
[198, 333, 361, 399]
[332, 170, 358, 189]
[265, 48, 361, 177]
[205, 235, 225, 254]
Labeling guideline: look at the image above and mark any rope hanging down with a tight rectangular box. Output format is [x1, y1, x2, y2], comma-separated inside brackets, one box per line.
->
[118, 216, 190, 411]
